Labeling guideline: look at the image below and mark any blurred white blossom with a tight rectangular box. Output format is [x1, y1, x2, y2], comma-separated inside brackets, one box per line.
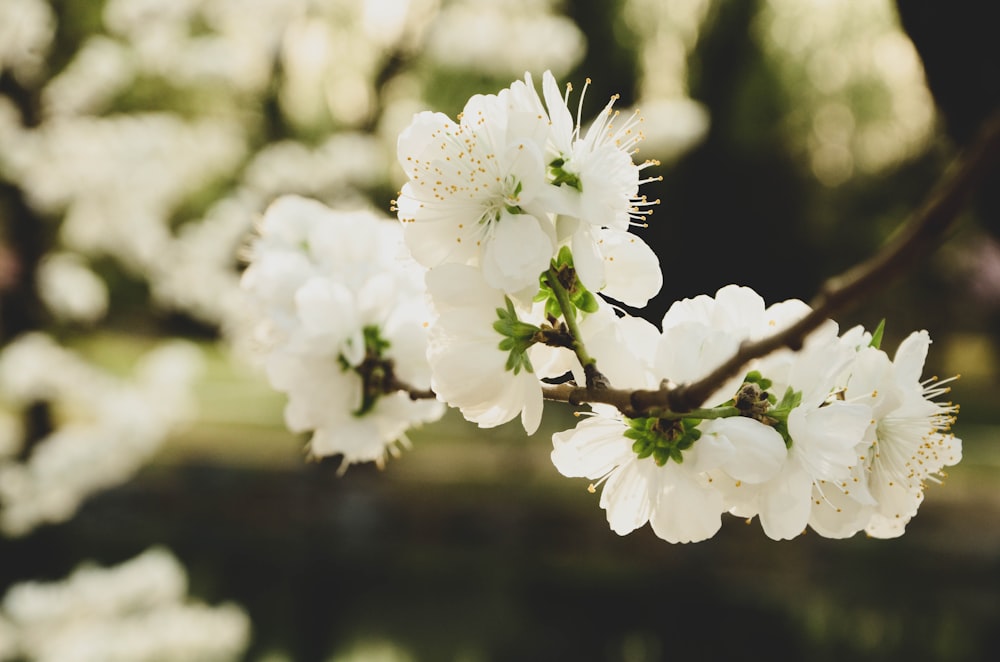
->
[41, 36, 136, 118]
[0, 0, 55, 84]
[36, 252, 109, 324]
[0, 547, 250, 662]
[425, 0, 585, 77]
[0, 335, 203, 536]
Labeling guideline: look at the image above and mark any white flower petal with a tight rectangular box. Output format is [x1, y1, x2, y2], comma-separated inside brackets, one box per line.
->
[757, 460, 814, 540]
[597, 229, 663, 307]
[551, 417, 633, 479]
[706, 417, 787, 484]
[601, 458, 657, 535]
[480, 211, 553, 294]
[648, 465, 724, 543]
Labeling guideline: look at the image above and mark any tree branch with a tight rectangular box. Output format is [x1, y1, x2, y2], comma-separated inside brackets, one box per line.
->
[544, 107, 1000, 416]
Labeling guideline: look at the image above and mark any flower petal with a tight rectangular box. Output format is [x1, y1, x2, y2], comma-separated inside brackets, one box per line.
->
[481, 211, 553, 294]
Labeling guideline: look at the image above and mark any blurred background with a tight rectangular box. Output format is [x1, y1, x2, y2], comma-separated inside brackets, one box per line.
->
[1, 0, 999, 660]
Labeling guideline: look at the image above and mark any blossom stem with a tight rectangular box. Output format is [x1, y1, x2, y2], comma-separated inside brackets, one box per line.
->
[359, 357, 437, 403]
[655, 406, 741, 421]
[646, 107, 1000, 414]
[543, 266, 606, 389]
[387, 377, 437, 402]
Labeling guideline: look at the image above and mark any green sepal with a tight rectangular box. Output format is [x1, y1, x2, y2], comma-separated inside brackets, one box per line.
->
[631, 438, 653, 459]
[548, 158, 583, 191]
[536, 246, 600, 323]
[554, 245, 574, 269]
[544, 297, 562, 320]
[775, 386, 802, 412]
[363, 324, 390, 355]
[574, 290, 600, 313]
[767, 386, 803, 448]
[492, 297, 540, 375]
[625, 416, 703, 467]
[743, 370, 773, 391]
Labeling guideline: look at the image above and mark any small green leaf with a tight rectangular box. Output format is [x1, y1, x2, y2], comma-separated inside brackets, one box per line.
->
[743, 370, 772, 390]
[545, 297, 561, 319]
[869, 318, 886, 349]
[576, 290, 599, 313]
[555, 245, 574, 268]
[493, 296, 540, 376]
[776, 386, 802, 412]
[548, 159, 583, 191]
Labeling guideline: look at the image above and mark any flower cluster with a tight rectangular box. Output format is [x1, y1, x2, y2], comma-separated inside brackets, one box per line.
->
[395, 70, 662, 433]
[241, 72, 962, 544]
[552, 286, 961, 542]
[241, 195, 444, 470]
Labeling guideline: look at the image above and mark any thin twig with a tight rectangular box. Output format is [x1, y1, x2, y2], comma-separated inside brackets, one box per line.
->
[544, 107, 1000, 416]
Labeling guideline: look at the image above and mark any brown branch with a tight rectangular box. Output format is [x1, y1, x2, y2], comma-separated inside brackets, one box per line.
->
[544, 107, 1000, 417]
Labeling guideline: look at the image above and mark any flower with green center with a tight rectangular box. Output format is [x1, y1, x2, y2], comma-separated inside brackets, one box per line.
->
[242, 195, 444, 470]
[552, 403, 788, 544]
[425, 263, 544, 434]
[549, 311, 787, 544]
[650, 284, 879, 541]
[537, 70, 660, 232]
[532, 71, 664, 305]
[625, 416, 703, 467]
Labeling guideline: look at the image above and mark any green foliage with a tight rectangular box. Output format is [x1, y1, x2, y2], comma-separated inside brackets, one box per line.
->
[493, 297, 540, 375]
[548, 158, 583, 191]
[768, 386, 803, 448]
[535, 246, 600, 320]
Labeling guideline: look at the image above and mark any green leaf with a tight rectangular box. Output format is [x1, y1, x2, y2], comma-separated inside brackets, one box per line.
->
[555, 245, 574, 268]
[493, 296, 540, 376]
[775, 386, 802, 412]
[575, 290, 599, 313]
[766, 386, 802, 448]
[545, 297, 561, 319]
[869, 318, 886, 349]
[743, 370, 772, 390]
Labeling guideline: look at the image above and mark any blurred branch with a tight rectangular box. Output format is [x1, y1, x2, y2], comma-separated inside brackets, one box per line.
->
[544, 107, 1000, 417]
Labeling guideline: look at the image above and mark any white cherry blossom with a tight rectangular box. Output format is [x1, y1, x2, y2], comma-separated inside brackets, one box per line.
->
[721, 324, 874, 540]
[425, 263, 544, 434]
[241, 195, 444, 469]
[830, 330, 962, 538]
[395, 77, 555, 296]
[551, 309, 788, 544]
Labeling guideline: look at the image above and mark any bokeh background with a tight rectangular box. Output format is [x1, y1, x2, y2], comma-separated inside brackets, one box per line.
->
[1, 0, 999, 660]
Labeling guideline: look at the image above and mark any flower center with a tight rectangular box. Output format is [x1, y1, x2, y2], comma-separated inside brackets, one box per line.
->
[479, 176, 524, 226]
[625, 416, 702, 466]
